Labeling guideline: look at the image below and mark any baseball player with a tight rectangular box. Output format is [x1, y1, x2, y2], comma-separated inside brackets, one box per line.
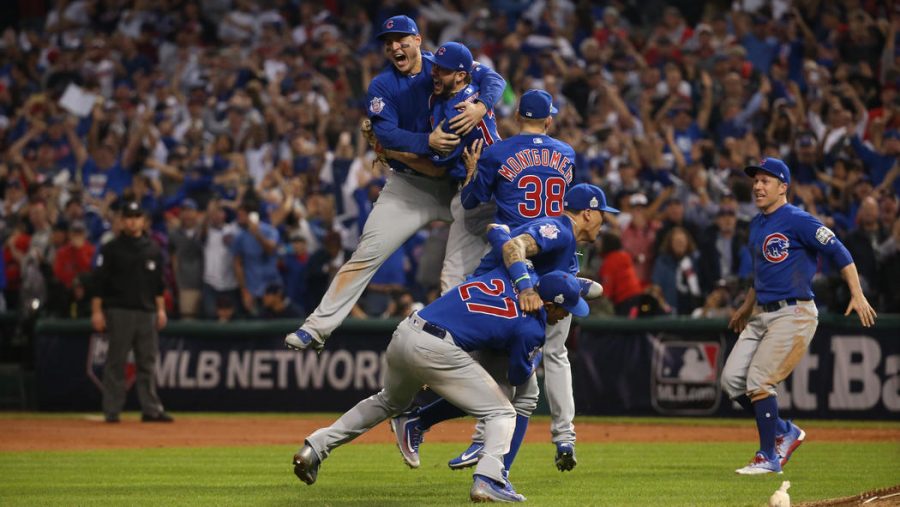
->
[285, 16, 506, 351]
[292, 269, 589, 503]
[454, 91, 584, 469]
[722, 158, 876, 475]
[375, 41, 501, 292]
[391, 184, 616, 475]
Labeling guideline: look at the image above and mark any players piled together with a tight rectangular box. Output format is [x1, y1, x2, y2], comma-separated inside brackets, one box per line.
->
[287, 14, 877, 502]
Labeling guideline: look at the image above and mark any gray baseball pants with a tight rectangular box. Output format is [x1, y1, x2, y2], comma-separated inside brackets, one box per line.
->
[440, 192, 495, 293]
[102, 308, 165, 417]
[721, 301, 818, 401]
[471, 314, 576, 445]
[301, 172, 456, 341]
[305, 315, 515, 483]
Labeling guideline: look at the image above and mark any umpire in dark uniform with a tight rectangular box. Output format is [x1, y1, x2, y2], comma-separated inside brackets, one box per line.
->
[91, 201, 173, 423]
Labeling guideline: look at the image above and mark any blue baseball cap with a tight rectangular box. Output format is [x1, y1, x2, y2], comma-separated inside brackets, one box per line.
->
[536, 271, 589, 317]
[563, 184, 620, 213]
[376, 15, 419, 39]
[744, 157, 791, 185]
[423, 42, 472, 72]
[518, 89, 558, 119]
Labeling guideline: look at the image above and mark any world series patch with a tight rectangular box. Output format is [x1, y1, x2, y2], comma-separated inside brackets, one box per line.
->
[815, 226, 835, 245]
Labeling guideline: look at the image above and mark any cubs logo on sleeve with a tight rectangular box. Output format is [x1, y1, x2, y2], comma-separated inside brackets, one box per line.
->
[763, 233, 790, 263]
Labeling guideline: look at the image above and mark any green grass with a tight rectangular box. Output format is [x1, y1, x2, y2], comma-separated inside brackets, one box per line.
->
[1, 442, 898, 506]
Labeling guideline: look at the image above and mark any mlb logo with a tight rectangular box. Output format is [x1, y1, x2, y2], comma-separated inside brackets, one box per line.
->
[651, 337, 723, 415]
[657, 341, 718, 382]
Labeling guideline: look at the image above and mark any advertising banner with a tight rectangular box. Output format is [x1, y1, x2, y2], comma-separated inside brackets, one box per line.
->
[34, 318, 899, 418]
[573, 328, 900, 418]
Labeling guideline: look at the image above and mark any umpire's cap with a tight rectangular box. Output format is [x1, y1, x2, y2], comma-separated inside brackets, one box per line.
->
[536, 271, 589, 317]
[377, 15, 419, 39]
[564, 184, 620, 214]
[518, 89, 558, 119]
[744, 157, 791, 185]
[423, 42, 472, 72]
[122, 200, 144, 217]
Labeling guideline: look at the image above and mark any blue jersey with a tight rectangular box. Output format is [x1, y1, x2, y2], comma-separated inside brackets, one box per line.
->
[460, 133, 575, 227]
[429, 83, 500, 181]
[473, 215, 579, 277]
[749, 203, 852, 304]
[418, 267, 546, 385]
[367, 57, 505, 176]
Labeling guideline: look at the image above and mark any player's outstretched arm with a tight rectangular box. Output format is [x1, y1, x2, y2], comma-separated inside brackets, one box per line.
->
[840, 263, 877, 327]
[728, 287, 756, 334]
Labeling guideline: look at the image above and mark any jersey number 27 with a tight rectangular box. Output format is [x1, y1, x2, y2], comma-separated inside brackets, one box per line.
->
[458, 279, 519, 319]
[518, 176, 566, 219]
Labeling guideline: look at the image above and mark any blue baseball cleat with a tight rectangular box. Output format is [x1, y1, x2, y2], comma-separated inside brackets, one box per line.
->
[390, 412, 426, 468]
[293, 443, 320, 485]
[470, 474, 525, 503]
[555, 442, 577, 471]
[285, 328, 323, 352]
[775, 421, 806, 466]
[448, 441, 484, 470]
[735, 452, 783, 475]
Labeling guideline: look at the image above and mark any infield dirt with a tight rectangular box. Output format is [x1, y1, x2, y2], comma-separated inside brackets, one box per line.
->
[2, 417, 898, 452]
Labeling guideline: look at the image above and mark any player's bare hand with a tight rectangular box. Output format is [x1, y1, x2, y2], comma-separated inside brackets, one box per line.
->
[518, 288, 543, 313]
[728, 305, 753, 334]
[462, 139, 483, 186]
[450, 101, 487, 136]
[156, 309, 168, 330]
[845, 294, 877, 328]
[428, 122, 460, 153]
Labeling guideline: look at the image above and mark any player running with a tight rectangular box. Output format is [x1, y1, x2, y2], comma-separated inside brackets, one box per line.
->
[285, 16, 505, 352]
[722, 158, 876, 475]
[291, 269, 589, 503]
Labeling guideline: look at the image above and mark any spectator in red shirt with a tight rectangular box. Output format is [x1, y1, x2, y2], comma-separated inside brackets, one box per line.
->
[597, 232, 644, 316]
[53, 221, 95, 289]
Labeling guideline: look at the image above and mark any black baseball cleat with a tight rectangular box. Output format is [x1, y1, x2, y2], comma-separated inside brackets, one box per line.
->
[555, 442, 577, 471]
[141, 412, 174, 423]
[293, 443, 320, 485]
[105, 414, 120, 423]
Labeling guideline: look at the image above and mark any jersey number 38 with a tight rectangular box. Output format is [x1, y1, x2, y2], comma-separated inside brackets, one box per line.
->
[518, 176, 566, 219]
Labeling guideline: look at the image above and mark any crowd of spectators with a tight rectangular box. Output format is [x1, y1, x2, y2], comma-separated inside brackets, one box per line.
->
[1, 0, 899, 326]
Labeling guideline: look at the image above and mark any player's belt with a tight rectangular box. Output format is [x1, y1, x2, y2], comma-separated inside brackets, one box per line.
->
[408, 313, 449, 340]
[759, 298, 812, 312]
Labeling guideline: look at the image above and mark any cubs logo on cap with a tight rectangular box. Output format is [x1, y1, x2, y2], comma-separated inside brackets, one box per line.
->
[518, 89, 558, 119]
[563, 184, 619, 213]
[423, 42, 473, 72]
[377, 15, 419, 39]
[744, 157, 791, 185]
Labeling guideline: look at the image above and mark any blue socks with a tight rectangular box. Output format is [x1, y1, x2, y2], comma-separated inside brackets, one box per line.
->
[417, 398, 466, 430]
[753, 396, 779, 460]
[738, 394, 790, 435]
[503, 415, 529, 471]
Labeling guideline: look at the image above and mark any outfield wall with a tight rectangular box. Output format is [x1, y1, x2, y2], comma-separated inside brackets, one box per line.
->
[32, 316, 900, 419]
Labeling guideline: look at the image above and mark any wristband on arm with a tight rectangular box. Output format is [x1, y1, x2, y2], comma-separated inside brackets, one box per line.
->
[508, 260, 533, 292]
